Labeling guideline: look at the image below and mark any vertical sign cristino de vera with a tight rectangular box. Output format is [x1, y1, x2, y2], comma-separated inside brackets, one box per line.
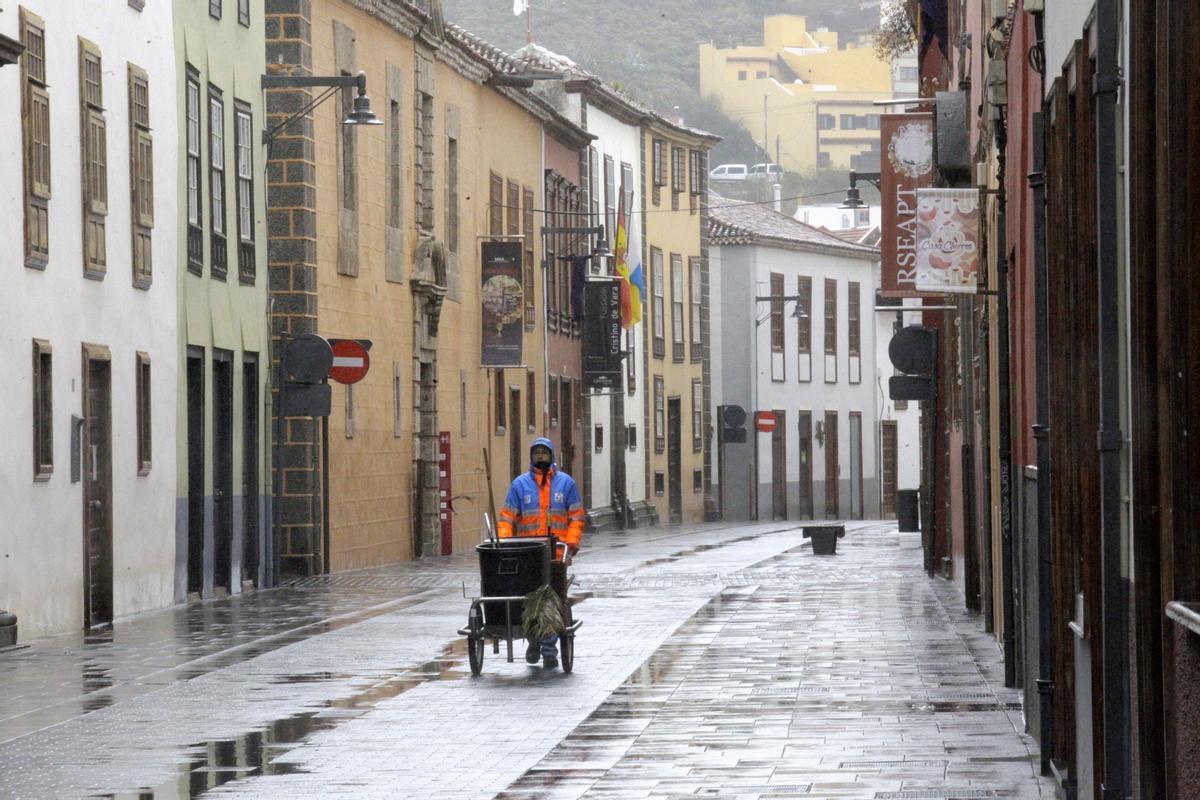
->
[481, 241, 524, 366]
[880, 113, 935, 298]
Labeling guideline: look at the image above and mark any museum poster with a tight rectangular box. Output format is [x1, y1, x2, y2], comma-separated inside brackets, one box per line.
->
[480, 241, 524, 367]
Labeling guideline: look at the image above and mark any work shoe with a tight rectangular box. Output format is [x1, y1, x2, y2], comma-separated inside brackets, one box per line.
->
[543, 653, 558, 670]
[525, 641, 540, 664]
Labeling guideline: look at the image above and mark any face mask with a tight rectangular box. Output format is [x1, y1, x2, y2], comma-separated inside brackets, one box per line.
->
[533, 459, 551, 472]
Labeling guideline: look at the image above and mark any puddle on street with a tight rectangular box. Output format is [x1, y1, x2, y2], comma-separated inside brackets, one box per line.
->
[96, 641, 473, 798]
[633, 534, 764, 569]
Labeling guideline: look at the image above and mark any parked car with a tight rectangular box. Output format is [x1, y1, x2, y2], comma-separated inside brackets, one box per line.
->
[709, 163, 748, 181]
[749, 163, 784, 179]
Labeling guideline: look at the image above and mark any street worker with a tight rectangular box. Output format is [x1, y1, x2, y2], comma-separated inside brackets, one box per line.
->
[497, 436, 585, 669]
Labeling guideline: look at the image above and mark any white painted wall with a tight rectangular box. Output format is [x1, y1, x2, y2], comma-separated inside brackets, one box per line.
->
[874, 298, 924, 493]
[794, 203, 879, 231]
[711, 241, 884, 519]
[569, 98, 647, 513]
[0, 0, 179, 637]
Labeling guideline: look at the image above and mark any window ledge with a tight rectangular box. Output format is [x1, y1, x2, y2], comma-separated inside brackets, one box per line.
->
[1166, 601, 1200, 638]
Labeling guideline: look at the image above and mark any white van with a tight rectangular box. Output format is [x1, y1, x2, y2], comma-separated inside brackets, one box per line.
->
[709, 163, 748, 181]
[749, 163, 784, 179]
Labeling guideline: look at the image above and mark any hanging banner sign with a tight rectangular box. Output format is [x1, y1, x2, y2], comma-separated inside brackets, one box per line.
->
[583, 278, 622, 390]
[480, 241, 525, 366]
[915, 188, 980, 294]
[880, 112, 936, 298]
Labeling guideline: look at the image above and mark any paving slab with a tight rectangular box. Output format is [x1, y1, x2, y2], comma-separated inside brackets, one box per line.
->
[0, 520, 1055, 799]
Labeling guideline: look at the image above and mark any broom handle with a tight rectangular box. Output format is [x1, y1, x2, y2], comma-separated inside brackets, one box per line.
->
[484, 447, 498, 537]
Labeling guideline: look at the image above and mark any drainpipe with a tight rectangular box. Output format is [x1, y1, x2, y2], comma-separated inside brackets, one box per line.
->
[1029, 107, 1054, 776]
[994, 109, 1017, 689]
[1095, 0, 1129, 792]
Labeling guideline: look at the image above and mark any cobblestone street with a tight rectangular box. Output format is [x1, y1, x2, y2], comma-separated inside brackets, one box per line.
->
[0, 522, 1055, 799]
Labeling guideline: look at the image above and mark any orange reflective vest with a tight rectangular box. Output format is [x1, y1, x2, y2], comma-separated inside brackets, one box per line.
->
[496, 467, 585, 556]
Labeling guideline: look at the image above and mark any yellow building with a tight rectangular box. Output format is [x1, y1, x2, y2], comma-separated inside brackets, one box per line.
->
[641, 118, 720, 524]
[699, 15, 893, 174]
[266, 0, 590, 573]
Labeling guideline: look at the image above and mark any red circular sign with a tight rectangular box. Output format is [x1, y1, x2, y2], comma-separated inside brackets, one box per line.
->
[755, 411, 777, 433]
[328, 340, 370, 385]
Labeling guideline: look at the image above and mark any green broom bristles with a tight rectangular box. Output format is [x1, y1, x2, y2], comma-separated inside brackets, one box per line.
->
[522, 584, 564, 642]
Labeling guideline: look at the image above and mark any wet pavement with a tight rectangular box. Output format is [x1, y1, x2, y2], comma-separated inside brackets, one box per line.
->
[0, 521, 1055, 799]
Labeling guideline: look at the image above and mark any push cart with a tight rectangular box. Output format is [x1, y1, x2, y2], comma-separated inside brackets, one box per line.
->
[458, 515, 581, 675]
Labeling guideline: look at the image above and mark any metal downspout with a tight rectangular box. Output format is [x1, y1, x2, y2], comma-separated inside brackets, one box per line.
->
[1030, 108, 1055, 777]
[995, 112, 1017, 689]
[1094, 0, 1129, 793]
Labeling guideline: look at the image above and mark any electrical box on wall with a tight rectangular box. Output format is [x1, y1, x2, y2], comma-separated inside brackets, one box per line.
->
[1024, 0, 1044, 11]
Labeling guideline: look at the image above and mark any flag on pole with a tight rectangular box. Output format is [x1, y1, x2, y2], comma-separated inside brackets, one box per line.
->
[614, 189, 643, 328]
[512, 0, 529, 15]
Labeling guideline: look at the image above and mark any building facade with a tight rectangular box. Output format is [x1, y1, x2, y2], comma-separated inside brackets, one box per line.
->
[1, 0, 179, 636]
[699, 15, 894, 175]
[265, 0, 591, 573]
[642, 119, 719, 524]
[174, 0, 272, 602]
[709, 201, 882, 522]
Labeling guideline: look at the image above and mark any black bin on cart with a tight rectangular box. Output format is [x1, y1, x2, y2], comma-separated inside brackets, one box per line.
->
[476, 539, 550, 627]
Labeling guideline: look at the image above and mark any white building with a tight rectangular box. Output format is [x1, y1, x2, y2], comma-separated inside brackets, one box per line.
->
[710, 199, 912, 521]
[0, 1, 179, 637]
[794, 202, 880, 234]
[518, 45, 654, 530]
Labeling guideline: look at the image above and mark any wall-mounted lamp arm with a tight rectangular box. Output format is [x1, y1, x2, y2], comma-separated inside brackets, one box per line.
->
[261, 71, 380, 145]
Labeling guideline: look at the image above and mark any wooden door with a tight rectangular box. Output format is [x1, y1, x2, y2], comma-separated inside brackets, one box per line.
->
[824, 410, 839, 519]
[772, 409, 787, 520]
[559, 378, 573, 476]
[849, 411, 863, 520]
[212, 352, 234, 592]
[186, 350, 205, 595]
[82, 346, 113, 628]
[882, 421, 898, 518]
[798, 411, 813, 519]
[668, 398, 682, 522]
[242, 357, 259, 586]
[509, 387, 522, 480]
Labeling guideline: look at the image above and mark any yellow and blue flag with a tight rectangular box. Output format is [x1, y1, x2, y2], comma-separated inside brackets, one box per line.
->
[614, 190, 643, 328]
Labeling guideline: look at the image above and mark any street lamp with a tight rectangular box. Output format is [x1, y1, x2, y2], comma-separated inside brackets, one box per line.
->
[260, 70, 383, 144]
[840, 170, 881, 209]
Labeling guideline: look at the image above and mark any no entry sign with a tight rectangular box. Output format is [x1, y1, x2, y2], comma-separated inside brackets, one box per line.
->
[328, 339, 371, 385]
[755, 411, 777, 433]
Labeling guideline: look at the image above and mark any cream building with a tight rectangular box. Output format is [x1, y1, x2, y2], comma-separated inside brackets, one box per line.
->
[699, 15, 894, 175]
[266, 0, 591, 573]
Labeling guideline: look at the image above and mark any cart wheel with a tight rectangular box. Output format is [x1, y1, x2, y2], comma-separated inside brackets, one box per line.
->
[468, 635, 484, 676]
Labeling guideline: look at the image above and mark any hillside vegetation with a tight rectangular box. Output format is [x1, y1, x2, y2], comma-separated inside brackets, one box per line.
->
[444, 0, 883, 167]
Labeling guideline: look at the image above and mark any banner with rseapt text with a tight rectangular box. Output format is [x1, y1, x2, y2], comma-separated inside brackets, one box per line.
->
[481, 241, 524, 366]
[880, 112, 936, 298]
